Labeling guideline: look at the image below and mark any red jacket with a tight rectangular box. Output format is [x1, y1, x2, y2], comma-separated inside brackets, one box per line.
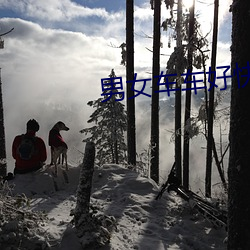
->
[48, 128, 68, 149]
[12, 131, 47, 171]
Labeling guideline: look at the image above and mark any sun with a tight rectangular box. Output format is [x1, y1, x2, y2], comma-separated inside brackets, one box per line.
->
[183, 0, 194, 9]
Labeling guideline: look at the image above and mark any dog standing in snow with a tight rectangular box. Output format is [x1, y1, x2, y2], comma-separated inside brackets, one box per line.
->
[48, 121, 69, 176]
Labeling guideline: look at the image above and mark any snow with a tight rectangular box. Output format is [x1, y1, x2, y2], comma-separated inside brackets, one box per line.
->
[2, 164, 227, 250]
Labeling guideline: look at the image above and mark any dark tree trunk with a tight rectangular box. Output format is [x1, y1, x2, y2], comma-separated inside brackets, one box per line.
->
[150, 0, 161, 184]
[228, 0, 250, 249]
[114, 140, 118, 164]
[205, 0, 219, 198]
[0, 71, 7, 177]
[212, 137, 227, 191]
[74, 142, 115, 248]
[74, 142, 95, 227]
[126, 0, 136, 166]
[175, 0, 183, 183]
[183, 0, 195, 190]
[112, 101, 119, 164]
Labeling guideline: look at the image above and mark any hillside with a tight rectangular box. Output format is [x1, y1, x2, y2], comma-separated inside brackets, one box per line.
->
[0, 164, 227, 250]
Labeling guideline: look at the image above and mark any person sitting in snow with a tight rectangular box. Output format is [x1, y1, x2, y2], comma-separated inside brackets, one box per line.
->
[12, 119, 47, 174]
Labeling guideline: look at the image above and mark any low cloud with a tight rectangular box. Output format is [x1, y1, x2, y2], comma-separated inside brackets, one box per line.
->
[0, 0, 232, 194]
[0, 0, 109, 21]
[0, 17, 125, 170]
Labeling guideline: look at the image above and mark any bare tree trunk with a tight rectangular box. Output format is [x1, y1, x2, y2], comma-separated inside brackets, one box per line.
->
[114, 140, 118, 164]
[183, 0, 195, 190]
[112, 101, 119, 164]
[126, 0, 136, 166]
[0, 30, 13, 178]
[175, 0, 183, 183]
[74, 142, 95, 226]
[205, 0, 219, 198]
[74, 142, 116, 248]
[0, 70, 7, 177]
[212, 137, 227, 191]
[150, 0, 161, 184]
[228, 0, 250, 249]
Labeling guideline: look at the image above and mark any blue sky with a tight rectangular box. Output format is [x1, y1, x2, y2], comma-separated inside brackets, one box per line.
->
[0, 1, 232, 40]
[73, 0, 126, 12]
[0, 0, 232, 176]
[0, 0, 144, 33]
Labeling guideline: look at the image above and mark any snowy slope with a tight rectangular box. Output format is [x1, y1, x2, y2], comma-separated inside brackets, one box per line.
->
[2, 164, 227, 250]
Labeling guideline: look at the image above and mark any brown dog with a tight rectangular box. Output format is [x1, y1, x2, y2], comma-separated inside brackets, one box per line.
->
[48, 121, 69, 176]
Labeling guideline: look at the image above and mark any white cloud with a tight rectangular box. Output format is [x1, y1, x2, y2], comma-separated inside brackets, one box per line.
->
[195, 0, 232, 37]
[0, 0, 232, 183]
[0, 0, 110, 21]
[0, 17, 126, 169]
[134, 4, 153, 21]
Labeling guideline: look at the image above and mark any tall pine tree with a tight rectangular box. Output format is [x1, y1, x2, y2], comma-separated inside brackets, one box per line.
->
[80, 69, 127, 166]
[228, 0, 250, 248]
[205, 0, 219, 198]
[0, 28, 14, 177]
[150, 0, 161, 184]
[0, 68, 6, 177]
[126, 0, 136, 166]
[182, 0, 195, 190]
[163, 0, 209, 187]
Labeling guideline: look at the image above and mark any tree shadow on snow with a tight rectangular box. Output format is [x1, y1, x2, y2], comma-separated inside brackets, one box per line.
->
[135, 190, 227, 250]
[8, 165, 81, 215]
[91, 164, 173, 250]
[91, 164, 226, 250]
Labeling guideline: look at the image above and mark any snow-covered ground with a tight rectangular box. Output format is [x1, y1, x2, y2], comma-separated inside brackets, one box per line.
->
[1, 164, 227, 250]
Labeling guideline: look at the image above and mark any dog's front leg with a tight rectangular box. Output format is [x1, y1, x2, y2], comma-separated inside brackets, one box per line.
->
[65, 153, 68, 171]
[53, 155, 58, 176]
[50, 147, 54, 165]
[54, 163, 58, 177]
[52, 149, 60, 177]
[61, 153, 65, 166]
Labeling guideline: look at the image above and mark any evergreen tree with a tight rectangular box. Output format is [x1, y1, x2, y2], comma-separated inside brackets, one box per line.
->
[205, 0, 219, 198]
[183, 0, 195, 190]
[175, 0, 183, 184]
[0, 28, 14, 177]
[150, 0, 161, 184]
[163, 0, 209, 184]
[80, 69, 127, 166]
[228, 0, 250, 248]
[0, 69, 6, 177]
[126, 0, 136, 167]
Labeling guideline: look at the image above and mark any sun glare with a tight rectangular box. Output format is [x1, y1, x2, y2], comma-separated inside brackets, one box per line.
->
[183, 0, 194, 9]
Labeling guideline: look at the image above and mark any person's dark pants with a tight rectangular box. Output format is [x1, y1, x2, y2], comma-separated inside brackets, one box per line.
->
[14, 165, 43, 175]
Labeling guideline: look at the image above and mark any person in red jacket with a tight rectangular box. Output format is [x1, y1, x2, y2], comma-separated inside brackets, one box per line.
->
[12, 119, 47, 174]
